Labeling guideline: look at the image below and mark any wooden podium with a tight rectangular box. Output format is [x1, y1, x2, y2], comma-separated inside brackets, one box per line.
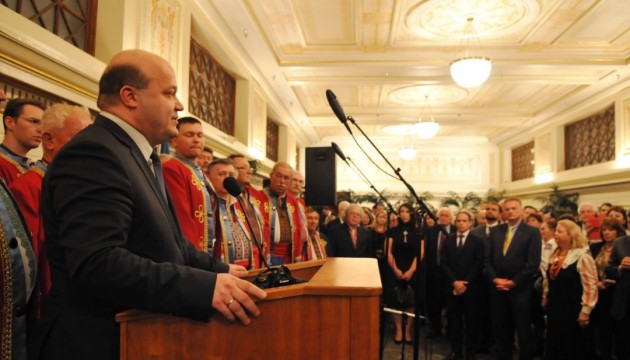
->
[116, 258, 382, 359]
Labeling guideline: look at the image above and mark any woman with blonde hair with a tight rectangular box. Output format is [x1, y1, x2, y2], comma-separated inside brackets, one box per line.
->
[543, 219, 598, 360]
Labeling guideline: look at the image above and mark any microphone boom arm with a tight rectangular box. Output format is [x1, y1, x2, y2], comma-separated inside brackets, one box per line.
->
[344, 117, 443, 234]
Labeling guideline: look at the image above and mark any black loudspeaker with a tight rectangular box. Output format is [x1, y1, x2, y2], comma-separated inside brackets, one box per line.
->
[305, 146, 336, 206]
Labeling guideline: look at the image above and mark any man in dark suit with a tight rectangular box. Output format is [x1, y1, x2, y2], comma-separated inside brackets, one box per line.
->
[30, 50, 266, 360]
[469, 201, 502, 350]
[422, 207, 454, 338]
[324, 200, 349, 237]
[605, 235, 630, 360]
[326, 204, 374, 258]
[441, 211, 485, 360]
[485, 198, 541, 360]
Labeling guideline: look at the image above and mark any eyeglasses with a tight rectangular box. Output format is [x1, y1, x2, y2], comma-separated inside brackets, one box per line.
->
[236, 166, 252, 173]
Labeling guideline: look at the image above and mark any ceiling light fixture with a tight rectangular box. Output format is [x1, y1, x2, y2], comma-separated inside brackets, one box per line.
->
[450, 17, 492, 88]
[398, 128, 418, 160]
[415, 95, 439, 139]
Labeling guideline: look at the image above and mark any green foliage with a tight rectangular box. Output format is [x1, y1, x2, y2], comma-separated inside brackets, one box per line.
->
[440, 191, 482, 214]
[536, 184, 579, 218]
[485, 188, 506, 202]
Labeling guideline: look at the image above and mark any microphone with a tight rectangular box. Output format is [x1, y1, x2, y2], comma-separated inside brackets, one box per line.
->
[326, 89, 352, 133]
[331, 142, 347, 161]
[223, 177, 270, 270]
[223, 176, 243, 198]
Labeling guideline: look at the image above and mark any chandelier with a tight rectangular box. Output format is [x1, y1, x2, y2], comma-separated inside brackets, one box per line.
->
[450, 17, 492, 88]
[415, 95, 439, 139]
[398, 129, 418, 160]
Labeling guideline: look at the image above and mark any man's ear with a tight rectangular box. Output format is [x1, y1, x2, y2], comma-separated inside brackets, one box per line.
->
[42, 132, 54, 150]
[4, 116, 16, 131]
[119, 85, 138, 108]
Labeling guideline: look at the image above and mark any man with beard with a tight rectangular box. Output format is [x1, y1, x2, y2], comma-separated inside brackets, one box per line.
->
[470, 201, 502, 351]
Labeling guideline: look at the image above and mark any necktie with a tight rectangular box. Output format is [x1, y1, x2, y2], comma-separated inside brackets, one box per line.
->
[149, 151, 168, 201]
[486, 226, 490, 237]
[438, 232, 446, 255]
[457, 234, 464, 248]
[350, 228, 358, 249]
[503, 225, 514, 255]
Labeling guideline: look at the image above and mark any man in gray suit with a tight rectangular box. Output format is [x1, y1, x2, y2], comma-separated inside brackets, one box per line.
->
[30, 50, 266, 360]
[485, 198, 541, 360]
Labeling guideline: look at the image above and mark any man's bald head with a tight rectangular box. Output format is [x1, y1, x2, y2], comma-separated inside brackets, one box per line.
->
[97, 50, 173, 109]
[96, 50, 183, 146]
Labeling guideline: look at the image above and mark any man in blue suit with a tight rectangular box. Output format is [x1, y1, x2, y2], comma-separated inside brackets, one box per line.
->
[485, 198, 541, 360]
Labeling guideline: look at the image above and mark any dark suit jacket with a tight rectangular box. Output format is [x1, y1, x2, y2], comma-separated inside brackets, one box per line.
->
[606, 235, 630, 320]
[441, 232, 485, 297]
[326, 223, 374, 258]
[423, 224, 453, 270]
[31, 116, 229, 360]
[484, 222, 541, 293]
[324, 218, 342, 237]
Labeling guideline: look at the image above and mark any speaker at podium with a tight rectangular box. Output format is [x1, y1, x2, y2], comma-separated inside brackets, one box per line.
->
[305, 146, 336, 206]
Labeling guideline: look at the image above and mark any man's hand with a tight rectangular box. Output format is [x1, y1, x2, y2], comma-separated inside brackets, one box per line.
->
[452, 280, 468, 296]
[620, 256, 630, 270]
[212, 273, 267, 325]
[228, 264, 248, 278]
[493, 278, 515, 291]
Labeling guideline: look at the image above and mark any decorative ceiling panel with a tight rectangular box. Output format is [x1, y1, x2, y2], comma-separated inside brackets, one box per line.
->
[224, 0, 630, 143]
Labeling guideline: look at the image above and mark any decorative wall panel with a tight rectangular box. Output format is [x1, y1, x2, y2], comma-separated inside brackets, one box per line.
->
[189, 38, 236, 135]
[565, 105, 615, 170]
[139, 0, 180, 71]
[511, 141, 534, 181]
[266, 119, 279, 162]
[1, 0, 97, 54]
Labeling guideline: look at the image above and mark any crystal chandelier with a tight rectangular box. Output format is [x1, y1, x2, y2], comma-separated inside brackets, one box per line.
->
[450, 17, 492, 88]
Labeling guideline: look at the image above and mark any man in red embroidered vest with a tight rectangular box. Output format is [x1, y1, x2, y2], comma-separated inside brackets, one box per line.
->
[251, 162, 303, 265]
[196, 146, 213, 175]
[163, 117, 214, 252]
[0, 98, 45, 185]
[209, 158, 258, 269]
[229, 154, 266, 268]
[9, 104, 91, 321]
[303, 206, 328, 261]
[289, 169, 308, 254]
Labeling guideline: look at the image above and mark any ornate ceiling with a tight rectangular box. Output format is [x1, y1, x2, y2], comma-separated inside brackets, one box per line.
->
[204, 0, 630, 146]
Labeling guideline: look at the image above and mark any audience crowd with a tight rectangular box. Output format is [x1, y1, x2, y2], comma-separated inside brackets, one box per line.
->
[1, 91, 630, 360]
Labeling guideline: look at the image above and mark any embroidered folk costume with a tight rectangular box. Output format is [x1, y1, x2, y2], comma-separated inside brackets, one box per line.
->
[9, 161, 50, 320]
[0, 179, 36, 360]
[163, 154, 214, 252]
[251, 188, 303, 265]
[0, 145, 30, 186]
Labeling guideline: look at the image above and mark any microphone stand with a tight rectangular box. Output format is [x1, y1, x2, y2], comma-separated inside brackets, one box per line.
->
[340, 155, 396, 360]
[342, 115, 446, 360]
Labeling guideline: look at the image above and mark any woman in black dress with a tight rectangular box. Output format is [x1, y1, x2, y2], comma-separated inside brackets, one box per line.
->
[387, 203, 423, 344]
[543, 219, 598, 360]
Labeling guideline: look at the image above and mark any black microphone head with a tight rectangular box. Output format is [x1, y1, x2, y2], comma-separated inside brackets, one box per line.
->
[223, 177, 242, 197]
[331, 142, 347, 161]
[326, 89, 347, 124]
